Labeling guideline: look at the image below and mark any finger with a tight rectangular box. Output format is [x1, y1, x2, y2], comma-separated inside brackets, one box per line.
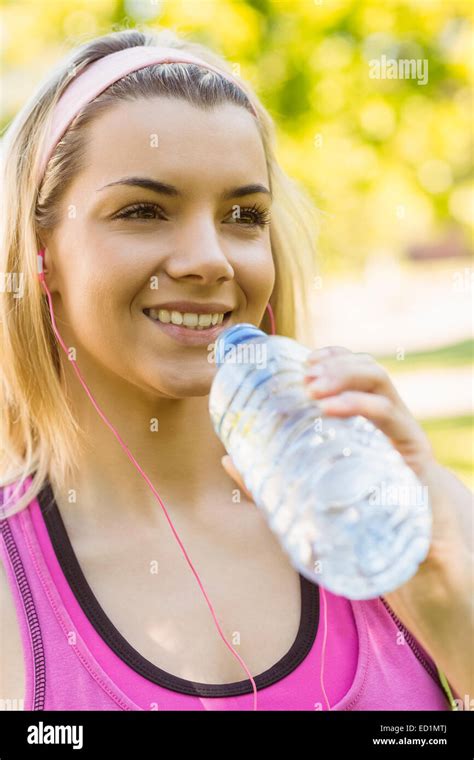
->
[304, 353, 403, 405]
[304, 351, 378, 377]
[221, 455, 255, 503]
[314, 391, 432, 463]
[304, 345, 351, 368]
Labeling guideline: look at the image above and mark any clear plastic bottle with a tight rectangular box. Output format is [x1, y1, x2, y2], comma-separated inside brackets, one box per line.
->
[208, 323, 432, 600]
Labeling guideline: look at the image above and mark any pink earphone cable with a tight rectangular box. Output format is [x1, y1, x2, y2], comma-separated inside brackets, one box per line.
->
[37, 249, 330, 711]
[320, 585, 331, 710]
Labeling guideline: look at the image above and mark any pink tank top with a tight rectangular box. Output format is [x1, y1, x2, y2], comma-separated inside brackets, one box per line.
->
[0, 478, 452, 711]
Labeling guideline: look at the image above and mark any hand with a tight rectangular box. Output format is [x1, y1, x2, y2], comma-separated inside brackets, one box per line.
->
[303, 345, 436, 477]
[222, 343, 472, 569]
[302, 344, 472, 567]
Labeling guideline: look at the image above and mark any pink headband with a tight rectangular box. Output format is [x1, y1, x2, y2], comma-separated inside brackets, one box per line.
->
[36, 45, 258, 183]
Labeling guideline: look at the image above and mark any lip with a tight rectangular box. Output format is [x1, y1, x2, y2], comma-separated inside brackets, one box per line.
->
[143, 309, 233, 346]
[144, 301, 234, 314]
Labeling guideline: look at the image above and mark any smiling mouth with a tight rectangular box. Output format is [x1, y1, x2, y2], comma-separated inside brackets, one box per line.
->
[143, 308, 233, 331]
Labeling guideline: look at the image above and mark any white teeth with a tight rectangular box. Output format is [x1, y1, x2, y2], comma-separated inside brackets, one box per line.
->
[158, 309, 170, 323]
[170, 311, 183, 325]
[146, 308, 228, 330]
[183, 313, 198, 328]
[198, 314, 212, 328]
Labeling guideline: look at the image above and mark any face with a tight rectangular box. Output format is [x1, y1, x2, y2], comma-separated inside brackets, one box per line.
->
[43, 97, 275, 398]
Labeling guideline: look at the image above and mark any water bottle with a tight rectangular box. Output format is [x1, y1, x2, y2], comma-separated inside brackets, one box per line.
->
[208, 324, 432, 600]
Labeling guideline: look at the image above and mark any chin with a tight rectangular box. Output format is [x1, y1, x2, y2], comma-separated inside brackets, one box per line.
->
[146, 367, 216, 399]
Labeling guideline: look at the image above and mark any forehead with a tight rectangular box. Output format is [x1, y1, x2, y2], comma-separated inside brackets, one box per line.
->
[79, 97, 268, 192]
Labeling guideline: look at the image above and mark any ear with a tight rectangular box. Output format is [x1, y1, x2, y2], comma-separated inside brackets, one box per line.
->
[37, 244, 59, 293]
[42, 247, 51, 275]
[37, 232, 51, 274]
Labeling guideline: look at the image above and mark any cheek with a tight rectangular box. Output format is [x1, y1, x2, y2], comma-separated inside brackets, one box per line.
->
[80, 236, 145, 314]
[59, 261, 136, 359]
[236, 245, 275, 306]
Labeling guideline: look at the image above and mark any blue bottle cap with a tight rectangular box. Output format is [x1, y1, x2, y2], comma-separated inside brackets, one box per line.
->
[214, 323, 266, 366]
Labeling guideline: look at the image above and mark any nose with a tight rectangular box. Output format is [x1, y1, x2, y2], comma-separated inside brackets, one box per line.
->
[164, 213, 235, 285]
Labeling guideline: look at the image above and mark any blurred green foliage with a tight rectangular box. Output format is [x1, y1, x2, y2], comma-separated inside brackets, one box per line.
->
[420, 415, 473, 489]
[376, 338, 473, 372]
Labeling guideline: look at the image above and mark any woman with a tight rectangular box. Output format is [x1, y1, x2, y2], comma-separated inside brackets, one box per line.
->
[0, 27, 471, 712]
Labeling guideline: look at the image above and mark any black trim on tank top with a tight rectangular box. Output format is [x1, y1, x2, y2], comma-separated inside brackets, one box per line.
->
[36, 480, 320, 697]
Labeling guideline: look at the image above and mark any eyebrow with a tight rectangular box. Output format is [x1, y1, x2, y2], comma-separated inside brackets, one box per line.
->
[97, 176, 272, 200]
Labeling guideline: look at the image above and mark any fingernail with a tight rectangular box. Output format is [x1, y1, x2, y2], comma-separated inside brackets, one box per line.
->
[308, 377, 332, 392]
[318, 398, 334, 410]
[307, 348, 331, 363]
[303, 362, 326, 380]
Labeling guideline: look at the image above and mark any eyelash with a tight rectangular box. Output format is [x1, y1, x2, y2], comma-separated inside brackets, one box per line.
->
[112, 202, 271, 227]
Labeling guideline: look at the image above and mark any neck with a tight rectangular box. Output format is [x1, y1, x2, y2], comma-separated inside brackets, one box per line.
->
[54, 357, 230, 521]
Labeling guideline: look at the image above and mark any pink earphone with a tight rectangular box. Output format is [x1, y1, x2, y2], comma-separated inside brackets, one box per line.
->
[37, 248, 331, 711]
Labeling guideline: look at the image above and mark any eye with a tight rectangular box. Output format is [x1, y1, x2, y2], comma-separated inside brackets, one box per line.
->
[112, 203, 165, 220]
[227, 203, 272, 228]
[110, 201, 272, 226]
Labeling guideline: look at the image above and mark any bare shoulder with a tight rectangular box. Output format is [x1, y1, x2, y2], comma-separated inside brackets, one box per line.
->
[0, 554, 25, 707]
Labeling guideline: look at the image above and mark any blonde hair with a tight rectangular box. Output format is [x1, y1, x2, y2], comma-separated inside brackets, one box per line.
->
[0, 26, 318, 517]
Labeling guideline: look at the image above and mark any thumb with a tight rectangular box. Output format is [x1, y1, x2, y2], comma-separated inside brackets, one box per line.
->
[221, 455, 255, 503]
